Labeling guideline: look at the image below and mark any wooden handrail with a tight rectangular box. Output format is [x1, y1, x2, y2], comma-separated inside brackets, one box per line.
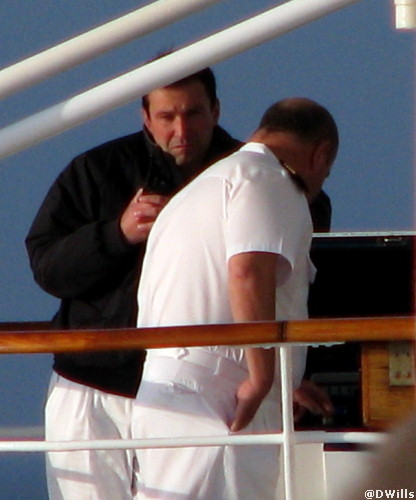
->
[0, 317, 414, 355]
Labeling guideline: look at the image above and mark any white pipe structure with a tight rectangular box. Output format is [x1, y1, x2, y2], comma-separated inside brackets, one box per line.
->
[0, 0, 362, 161]
[0, 0, 223, 100]
[0, 344, 388, 500]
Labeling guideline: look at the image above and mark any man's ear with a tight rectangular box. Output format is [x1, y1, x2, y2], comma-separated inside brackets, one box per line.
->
[312, 140, 332, 170]
[142, 108, 151, 130]
[213, 99, 220, 124]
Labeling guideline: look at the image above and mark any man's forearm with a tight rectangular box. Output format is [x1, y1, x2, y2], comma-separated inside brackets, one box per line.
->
[227, 251, 279, 431]
[245, 347, 275, 395]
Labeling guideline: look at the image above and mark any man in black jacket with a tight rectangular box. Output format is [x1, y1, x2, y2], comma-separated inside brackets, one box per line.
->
[26, 68, 241, 500]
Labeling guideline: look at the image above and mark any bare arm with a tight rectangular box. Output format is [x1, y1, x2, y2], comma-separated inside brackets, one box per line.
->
[228, 251, 279, 432]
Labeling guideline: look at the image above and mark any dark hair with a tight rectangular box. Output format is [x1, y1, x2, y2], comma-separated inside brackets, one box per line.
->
[259, 97, 339, 158]
[142, 67, 218, 112]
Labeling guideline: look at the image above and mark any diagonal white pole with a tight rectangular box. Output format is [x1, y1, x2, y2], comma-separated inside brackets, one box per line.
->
[0, 0, 223, 100]
[0, 0, 362, 160]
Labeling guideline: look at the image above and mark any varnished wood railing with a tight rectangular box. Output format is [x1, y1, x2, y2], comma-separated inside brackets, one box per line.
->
[0, 317, 414, 355]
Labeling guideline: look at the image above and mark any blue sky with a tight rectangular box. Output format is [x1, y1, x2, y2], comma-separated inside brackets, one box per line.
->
[0, 1, 414, 496]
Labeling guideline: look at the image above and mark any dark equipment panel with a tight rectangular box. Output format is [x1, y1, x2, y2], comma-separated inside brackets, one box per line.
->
[300, 233, 415, 428]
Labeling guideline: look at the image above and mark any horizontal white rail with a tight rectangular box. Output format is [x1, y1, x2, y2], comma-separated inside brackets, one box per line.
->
[0, 0, 222, 100]
[0, 0, 361, 161]
[0, 431, 387, 453]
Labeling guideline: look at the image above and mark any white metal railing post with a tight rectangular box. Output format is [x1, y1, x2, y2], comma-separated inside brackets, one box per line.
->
[0, 0, 362, 160]
[0, 0, 223, 100]
[280, 346, 296, 500]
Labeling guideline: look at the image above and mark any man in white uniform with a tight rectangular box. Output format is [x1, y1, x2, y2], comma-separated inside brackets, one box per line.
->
[132, 97, 339, 500]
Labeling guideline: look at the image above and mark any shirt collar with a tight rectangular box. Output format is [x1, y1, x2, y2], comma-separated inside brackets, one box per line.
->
[239, 141, 278, 164]
[239, 142, 308, 193]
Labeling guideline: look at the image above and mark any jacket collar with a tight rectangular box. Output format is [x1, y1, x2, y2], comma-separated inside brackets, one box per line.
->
[142, 125, 241, 193]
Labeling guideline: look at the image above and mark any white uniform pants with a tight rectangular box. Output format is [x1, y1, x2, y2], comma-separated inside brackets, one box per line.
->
[132, 352, 281, 500]
[45, 373, 137, 500]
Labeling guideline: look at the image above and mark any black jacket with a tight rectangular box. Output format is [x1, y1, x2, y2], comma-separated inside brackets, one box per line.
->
[26, 126, 241, 396]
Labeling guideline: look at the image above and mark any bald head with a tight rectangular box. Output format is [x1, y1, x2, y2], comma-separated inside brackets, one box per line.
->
[251, 97, 339, 202]
[257, 97, 339, 162]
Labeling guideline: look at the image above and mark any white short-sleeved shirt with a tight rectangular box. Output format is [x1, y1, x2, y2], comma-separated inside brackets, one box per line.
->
[137, 143, 315, 384]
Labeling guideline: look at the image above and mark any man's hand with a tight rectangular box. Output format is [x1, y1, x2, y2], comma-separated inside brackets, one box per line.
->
[230, 378, 269, 433]
[230, 347, 275, 433]
[293, 379, 334, 423]
[120, 188, 170, 245]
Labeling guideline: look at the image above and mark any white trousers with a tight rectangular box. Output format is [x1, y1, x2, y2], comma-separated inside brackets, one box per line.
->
[45, 373, 137, 500]
[132, 353, 281, 500]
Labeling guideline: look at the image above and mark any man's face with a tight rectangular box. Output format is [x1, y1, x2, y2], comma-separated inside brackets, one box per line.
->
[143, 80, 220, 173]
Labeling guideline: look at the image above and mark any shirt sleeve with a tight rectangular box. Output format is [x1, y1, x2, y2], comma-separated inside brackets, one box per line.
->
[225, 163, 310, 285]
